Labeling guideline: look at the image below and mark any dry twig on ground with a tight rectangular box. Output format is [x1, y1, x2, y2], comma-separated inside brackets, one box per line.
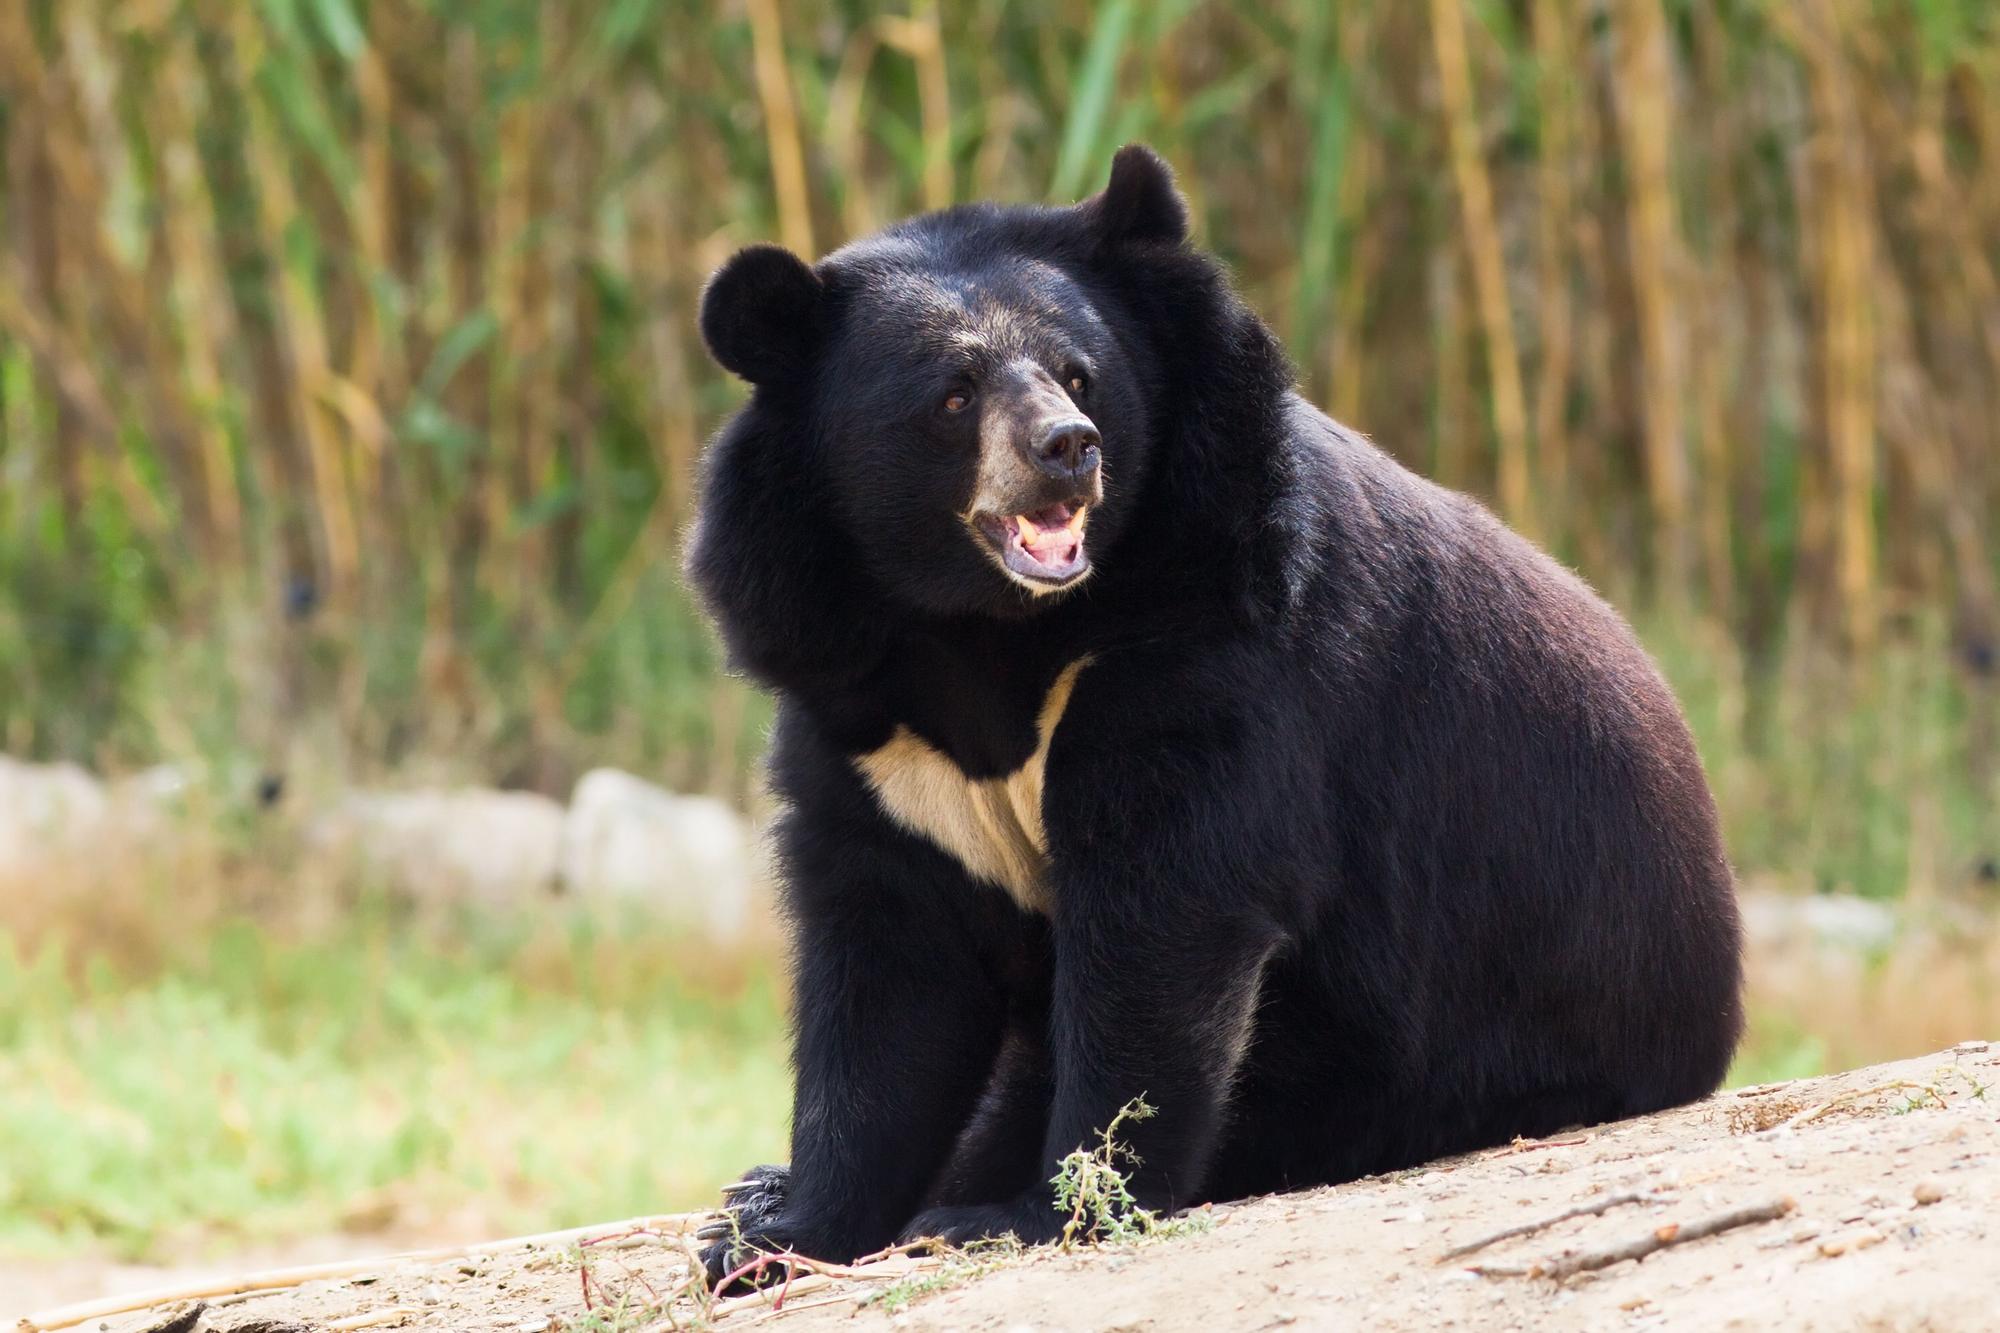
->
[1472, 1197, 1797, 1280]
[1439, 1192, 1652, 1262]
[14, 1214, 704, 1333]
[1777, 1081, 1943, 1131]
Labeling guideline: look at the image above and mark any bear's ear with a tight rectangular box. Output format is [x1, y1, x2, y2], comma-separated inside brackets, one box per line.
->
[1085, 144, 1189, 248]
[699, 244, 826, 386]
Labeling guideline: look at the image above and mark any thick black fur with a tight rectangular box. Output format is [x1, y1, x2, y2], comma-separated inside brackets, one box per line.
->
[687, 145, 1743, 1282]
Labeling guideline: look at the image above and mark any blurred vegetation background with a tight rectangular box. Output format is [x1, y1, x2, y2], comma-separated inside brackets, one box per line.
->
[3, 0, 1997, 892]
[2, 0, 1998, 1283]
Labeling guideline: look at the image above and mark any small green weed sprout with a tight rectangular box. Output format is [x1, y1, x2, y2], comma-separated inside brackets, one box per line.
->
[1051, 1097, 1212, 1249]
[861, 1236, 1022, 1314]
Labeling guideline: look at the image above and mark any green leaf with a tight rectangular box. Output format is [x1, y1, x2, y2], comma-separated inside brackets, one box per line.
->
[415, 310, 499, 405]
[1290, 57, 1349, 361]
[305, 0, 366, 61]
[1180, 59, 1280, 131]
[1050, 0, 1136, 201]
[513, 480, 581, 532]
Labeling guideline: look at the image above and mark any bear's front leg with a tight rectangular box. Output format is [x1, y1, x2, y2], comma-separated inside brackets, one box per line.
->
[900, 900, 1281, 1250]
[701, 807, 1008, 1287]
[900, 678, 1290, 1252]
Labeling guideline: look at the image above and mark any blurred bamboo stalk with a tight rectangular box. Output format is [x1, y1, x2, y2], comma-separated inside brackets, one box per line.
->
[1428, 0, 1532, 532]
[827, 9, 954, 240]
[1530, 0, 1575, 545]
[153, 25, 244, 566]
[746, 0, 814, 257]
[0, 0, 1992, 819]
[898, 7, 954, 211]
[1610, 0, 1689, 594]
[235, 9, 362, 608]
[1790, 0, 1879, 653]
[1686, 8, 1737, 626]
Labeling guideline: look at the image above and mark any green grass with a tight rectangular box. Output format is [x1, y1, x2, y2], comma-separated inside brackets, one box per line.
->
[1726, 1011, 1830, 1088]
[0, 616, 1987, 1264]
[860, 1237, 1026, 1316]
[0, 884, 1970, 1268]
[0, 907, 789, 1262]
[1646, 613, 1996, 901]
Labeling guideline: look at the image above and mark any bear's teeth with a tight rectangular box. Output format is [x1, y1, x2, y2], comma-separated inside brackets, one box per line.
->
[1065, 505, 1088, 533]
[1015, 514, 1038, 543]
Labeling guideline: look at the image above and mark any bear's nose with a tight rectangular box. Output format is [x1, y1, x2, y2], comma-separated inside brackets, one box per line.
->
[1031, 419, 1102, 481]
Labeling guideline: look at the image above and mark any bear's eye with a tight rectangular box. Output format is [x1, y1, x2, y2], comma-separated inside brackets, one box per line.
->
[943, 391, 971, 413]
[1068, 374, 1088, 395]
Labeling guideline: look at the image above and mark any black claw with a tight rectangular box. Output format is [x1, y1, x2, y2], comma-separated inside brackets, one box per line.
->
[702, 1163, 790, 1288]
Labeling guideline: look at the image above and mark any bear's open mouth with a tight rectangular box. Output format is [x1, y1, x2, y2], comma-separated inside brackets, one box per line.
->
[973, 503, 1091, 589]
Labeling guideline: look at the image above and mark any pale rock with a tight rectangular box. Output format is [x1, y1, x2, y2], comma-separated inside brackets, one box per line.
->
[314, 787, 565, 908]
[0, 756, 109, 878]
[1738, 891, 1898, 953]
[558, 768, 753, 939]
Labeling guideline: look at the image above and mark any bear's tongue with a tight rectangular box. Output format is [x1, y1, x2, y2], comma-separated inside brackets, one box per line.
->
[1014, 504, 1084, 568]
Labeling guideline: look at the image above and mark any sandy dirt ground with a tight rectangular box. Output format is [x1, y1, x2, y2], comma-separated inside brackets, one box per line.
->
[15, 1042, 1999, 1333]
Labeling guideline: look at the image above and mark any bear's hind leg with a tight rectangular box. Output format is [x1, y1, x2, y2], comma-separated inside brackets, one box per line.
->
[921, 1029, 1055, 1211]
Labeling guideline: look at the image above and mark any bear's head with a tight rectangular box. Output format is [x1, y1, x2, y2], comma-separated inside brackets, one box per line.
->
[698, 145, 1189, 615]
[690, 145, 1288, 694]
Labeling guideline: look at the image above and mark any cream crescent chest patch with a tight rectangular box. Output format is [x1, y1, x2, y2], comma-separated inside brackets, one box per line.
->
[852, 658, 1089, 915]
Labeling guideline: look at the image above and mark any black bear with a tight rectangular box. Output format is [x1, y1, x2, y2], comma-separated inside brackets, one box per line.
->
[688, 145, 1742, 1282]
